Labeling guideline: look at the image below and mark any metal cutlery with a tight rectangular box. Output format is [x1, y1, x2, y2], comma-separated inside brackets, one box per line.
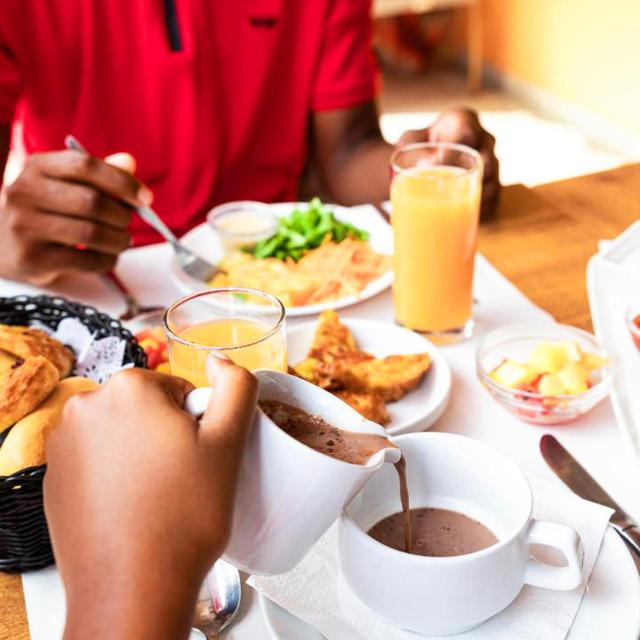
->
[540, 434, 640, 558]
[192, 559, 242, 638]
[64, 135, 221, 282]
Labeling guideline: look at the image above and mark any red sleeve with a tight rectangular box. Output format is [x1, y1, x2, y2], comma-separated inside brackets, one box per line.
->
[0, 10, 21, 124]
[311, 0, 378, 112]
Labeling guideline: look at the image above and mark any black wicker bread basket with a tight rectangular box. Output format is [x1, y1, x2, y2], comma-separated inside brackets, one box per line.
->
[0, 295, 147, 572]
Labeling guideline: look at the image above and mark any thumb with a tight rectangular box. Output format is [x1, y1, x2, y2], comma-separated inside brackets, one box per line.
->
[198, 353, 258, 445]
[105, 151, 137, 174]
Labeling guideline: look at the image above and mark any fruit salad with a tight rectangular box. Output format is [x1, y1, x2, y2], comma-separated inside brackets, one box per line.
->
[489, 340, 607, 397]
[630, 313, 640, 350]
[135, 327, 170, 373]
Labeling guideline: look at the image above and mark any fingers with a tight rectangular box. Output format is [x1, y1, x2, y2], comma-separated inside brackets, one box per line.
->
[11, 209, 130, 255]
[105, 152, 137, 174]
[199, 354, 258, 446]
[107, 368, 195, 407]
[478, 130, 501, 219]
[30, 150, 152, 207]
[8, 242, 117, 280]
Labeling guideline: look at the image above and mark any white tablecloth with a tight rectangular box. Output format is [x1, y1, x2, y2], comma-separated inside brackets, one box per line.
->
[2, 226, 638, 639]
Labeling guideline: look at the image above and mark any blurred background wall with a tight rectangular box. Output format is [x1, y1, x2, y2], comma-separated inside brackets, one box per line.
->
[461, 0, 640, 137]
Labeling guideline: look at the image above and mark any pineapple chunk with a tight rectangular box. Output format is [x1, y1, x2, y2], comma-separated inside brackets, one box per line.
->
[529, 342, 569, 374]
[538, 373, 566, 396]
[580, 351, 608, 371]
[490, 359, 538, 389]
[565, 341, 583, 363]
[557, 362, 589, 395]
[564, 340, 607, 370]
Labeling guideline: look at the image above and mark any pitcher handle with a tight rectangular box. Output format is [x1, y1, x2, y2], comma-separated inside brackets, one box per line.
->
[523, 520, 584, 591]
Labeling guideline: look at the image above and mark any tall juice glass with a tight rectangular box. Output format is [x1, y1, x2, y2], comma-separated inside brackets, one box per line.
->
[390, 142, 483, 343]
[164, 288, 287, 385]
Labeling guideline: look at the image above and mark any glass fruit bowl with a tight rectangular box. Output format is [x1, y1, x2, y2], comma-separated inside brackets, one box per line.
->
[625, 303, 640, 351]
[476, 323, 613, 425]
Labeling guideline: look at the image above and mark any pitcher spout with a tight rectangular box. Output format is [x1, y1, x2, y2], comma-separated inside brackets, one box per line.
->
[366, 443, 402, 467]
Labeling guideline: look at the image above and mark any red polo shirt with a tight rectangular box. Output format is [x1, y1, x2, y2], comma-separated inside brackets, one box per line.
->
[0, 1, 376, 245]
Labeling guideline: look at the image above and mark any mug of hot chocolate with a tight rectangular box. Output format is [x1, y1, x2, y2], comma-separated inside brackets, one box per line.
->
[339, 433, 584, 636]
[185, 371, 401, 575]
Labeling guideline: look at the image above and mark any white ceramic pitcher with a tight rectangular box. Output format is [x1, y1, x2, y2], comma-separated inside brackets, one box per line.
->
[185, 370, 400, 576]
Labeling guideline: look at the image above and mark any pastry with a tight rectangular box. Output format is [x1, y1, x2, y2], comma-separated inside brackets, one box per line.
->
[0, 349, 17, 375]
[0, 356, 59, 433]
[0, 377, 99, 475]
[0, 325, 75, 378]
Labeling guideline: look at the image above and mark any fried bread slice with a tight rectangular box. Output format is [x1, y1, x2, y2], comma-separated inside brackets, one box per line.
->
[0, 325, 75, 378]
[334, 390, 390, 425]
[0, 356, 60, 433]
[308, 310, 364, 362]
[335, 353, 432, 402]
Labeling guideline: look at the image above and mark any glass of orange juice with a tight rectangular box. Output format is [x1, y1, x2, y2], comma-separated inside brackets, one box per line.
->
[164, 287, 287, 386]
[390, 142, 483, 344]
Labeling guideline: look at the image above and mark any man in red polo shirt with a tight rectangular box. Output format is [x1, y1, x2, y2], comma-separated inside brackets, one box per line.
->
[0, 0, 499, 285]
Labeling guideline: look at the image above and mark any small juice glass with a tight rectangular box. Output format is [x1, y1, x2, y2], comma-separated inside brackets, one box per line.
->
[164, 287, 287, 385]
[390, 142, 483, 343]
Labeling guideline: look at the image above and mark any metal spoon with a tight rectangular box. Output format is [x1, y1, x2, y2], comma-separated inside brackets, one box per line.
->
[192, 559, 242, 639]
[64, 135, 222, 282]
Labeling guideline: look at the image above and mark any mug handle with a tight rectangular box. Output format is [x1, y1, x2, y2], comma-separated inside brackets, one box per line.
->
[523, 520, 584, 591]
[184, 387, 214, 418]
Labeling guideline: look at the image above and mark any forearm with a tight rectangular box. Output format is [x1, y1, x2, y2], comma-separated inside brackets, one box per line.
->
[62, 552, 205, 640]
[323, 136, 392, 205]
[310, 101, 393, 205]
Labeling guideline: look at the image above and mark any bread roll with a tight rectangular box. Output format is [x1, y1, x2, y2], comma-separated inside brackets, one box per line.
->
[0, 356, 60, 433]
[0, 377, 99, 476]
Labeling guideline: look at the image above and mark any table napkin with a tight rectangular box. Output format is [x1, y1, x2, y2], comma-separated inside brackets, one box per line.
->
[248, 475, 613, 640]
[587, 220, 640, 457]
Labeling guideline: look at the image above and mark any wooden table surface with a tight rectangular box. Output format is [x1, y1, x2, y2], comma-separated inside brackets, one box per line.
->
[2, 164, 640, 640]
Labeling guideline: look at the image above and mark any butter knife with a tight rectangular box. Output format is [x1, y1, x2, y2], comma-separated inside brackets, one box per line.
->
[540, 434, 640, 558]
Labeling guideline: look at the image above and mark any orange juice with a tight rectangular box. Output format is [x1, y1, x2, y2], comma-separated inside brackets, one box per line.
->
[168, 318, 287, 386]
[391, 165, 481, 337]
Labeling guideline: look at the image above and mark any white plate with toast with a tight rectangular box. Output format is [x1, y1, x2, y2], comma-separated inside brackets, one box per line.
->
[286, 316, 451, 435]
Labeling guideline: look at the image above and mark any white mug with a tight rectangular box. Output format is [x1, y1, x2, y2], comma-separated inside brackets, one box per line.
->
[186, 371, 400, 576]
[339, 433, 584, 636]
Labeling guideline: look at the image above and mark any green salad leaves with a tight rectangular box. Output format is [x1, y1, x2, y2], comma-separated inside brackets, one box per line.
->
[249, 198, 369, 262]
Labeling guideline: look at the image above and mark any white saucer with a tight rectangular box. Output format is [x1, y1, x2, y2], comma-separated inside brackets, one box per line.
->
[259, 528, 640, 639]
[286, 318, 451, 435]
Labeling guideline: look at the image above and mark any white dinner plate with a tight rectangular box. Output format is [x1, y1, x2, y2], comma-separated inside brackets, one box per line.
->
[286, 318, 451, 435]
[259, 528, 640, 639]
[170, 202, 393, 317]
